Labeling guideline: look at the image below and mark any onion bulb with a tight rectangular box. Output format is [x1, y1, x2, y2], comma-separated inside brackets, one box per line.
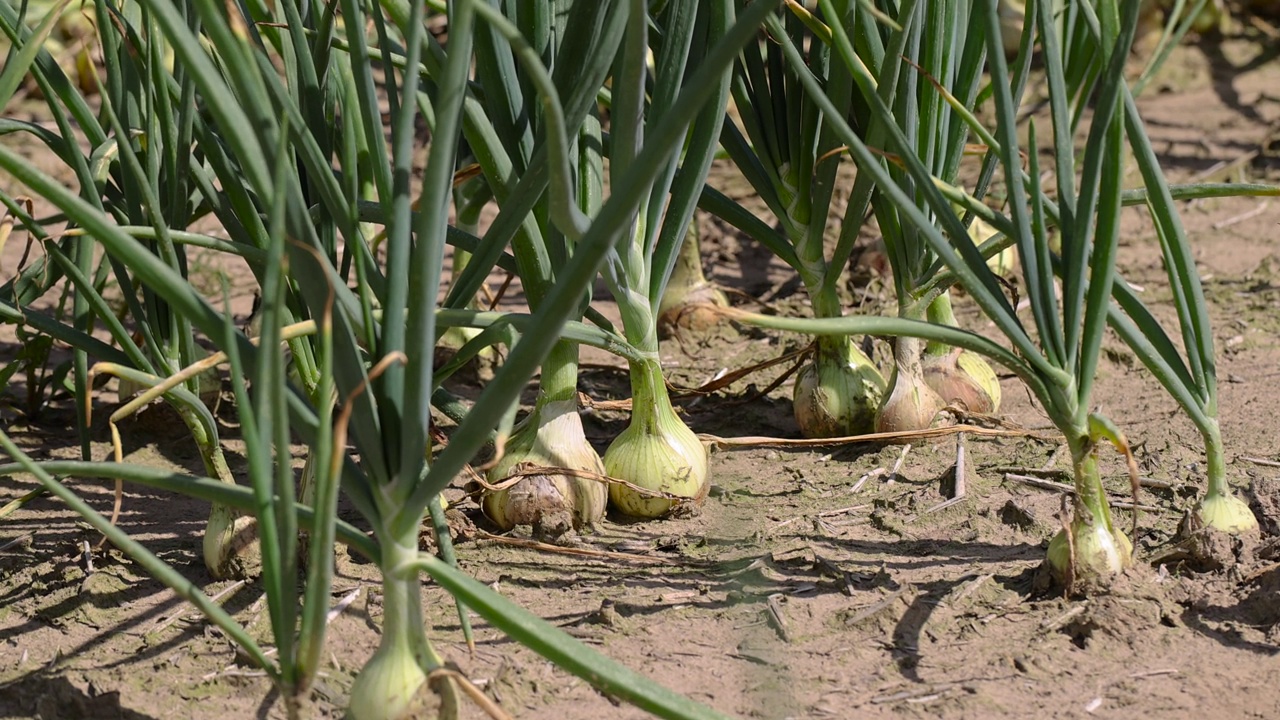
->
[875, 337, 947, 433]
[347, 639, 430, 720]
[348, 540, 457, 720]
[1193, 492, 1258, 534]
[998, 0, 1025, 56]
[658, 223, 729, 337]
[1047, 521, 1133, 586]
[1187, 427, 1259, 536]
[658, 283, 729, 338]
[794, 337, 886, 438]
[952, 204, 1016, 277]
[922, 347, 1001, 415]
[1042, 443, 1136, 588]
[203, 506, 259, 579]
[920, 293, 1001, 416]
[482, 398, 608, 533]
[605, 358, 709, 518]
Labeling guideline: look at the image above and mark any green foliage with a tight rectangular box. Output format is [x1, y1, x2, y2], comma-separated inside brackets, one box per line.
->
[2, 0, 1277, 716]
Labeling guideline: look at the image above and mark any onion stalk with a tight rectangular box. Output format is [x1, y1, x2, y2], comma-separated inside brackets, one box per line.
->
[933, 0, 1261, 537]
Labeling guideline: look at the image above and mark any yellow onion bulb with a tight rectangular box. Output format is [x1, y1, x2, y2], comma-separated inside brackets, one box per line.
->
[657, 282, 729, 337]
[793, 346, 886, 438]
[999, 0, 1026, 56]
[482, 399, 607, 532]
[658, 223, 729, 338]
[604, 409, 709, 518]
[966, 215, 1018, 277]
[1187, 0, 1225, 35]
[922, 349, 1001, 415]
[347, 640, 430, 720]
[1193, 492, 1258, 535]
[875, 361, 947, 433]
[203, 508, 259, 579]
[1047, 522, 1133, 585]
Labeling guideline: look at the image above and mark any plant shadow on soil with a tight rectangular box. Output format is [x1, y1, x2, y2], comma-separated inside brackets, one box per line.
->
[3, 35, 1280, 720]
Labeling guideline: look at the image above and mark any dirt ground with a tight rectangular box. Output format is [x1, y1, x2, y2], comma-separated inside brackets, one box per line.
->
[3, 32, 1280, 720]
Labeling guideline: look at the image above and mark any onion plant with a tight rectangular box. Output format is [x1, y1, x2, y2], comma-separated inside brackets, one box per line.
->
[458, 0, 622, 534]
[1, 0, 776, 716]
[593, 0, 737, 518]
[715, 2, 887, 438]
[723, 0, 1145, 587]
[0, 0, 254, 578]
[1112, 131, 1256, 536]
[973, 0, 1261, 536]
[922, 0, 1263, 535]
[817, 0, 1004, 432]
[1061, 1, 1257, 535]
[403, 0, 732, 521]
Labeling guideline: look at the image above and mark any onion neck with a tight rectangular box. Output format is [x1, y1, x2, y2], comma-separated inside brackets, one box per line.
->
[178, 402, 257, 579]
[808, 282, 842, 321]
[923, 292, 958, 358]
[628, 353, 677, 434]
[1201, 419, 1229, 501]
[349, 530, 455, 720]
[607, 218, 660, 355]
[779, 162, 812, 241]
[893, 335, 927, 377]
[666, 224, 712, 299]
[1068, 434, 1118, 537]
[658, 224, 727, 334]
[380, 544, 430, 668]
[814, 333, 855, 366]
[536, 340, 581, 410]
